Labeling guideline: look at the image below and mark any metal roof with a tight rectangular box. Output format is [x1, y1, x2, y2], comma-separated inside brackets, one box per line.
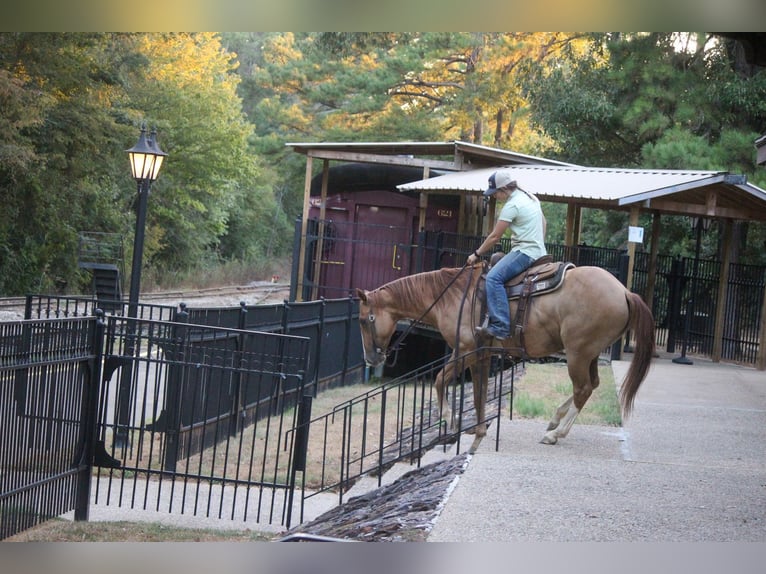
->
[286, 140, 575, 170]
[397, 164, 766, 222]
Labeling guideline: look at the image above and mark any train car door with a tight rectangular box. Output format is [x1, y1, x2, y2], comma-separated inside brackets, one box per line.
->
[351, 204, 412, 291]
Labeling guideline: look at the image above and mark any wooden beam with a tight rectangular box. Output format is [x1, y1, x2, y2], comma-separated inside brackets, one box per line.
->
[625, 206, 640, 292]
[295, 155, 314, 302]
[419, 167, 430, 231]
[647, 198, 762, 221]
[311, 161, 331, 301]
[305, 149, 457, 171]
[565, 204, 581, 246]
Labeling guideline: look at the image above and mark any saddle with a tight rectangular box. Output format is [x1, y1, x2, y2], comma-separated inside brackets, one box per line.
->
[477, 254, 575, 353]
[502, 256, 574, 301]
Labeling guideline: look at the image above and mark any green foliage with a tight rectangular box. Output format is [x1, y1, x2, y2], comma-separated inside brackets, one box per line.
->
[2, 32, 765, 296]
[0, 32, 291, 295]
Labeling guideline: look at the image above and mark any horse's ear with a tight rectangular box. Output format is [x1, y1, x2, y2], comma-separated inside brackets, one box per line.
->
[355, 288, 368, 302]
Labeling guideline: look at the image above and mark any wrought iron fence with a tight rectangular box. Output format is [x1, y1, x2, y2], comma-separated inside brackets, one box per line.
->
[0, 315, 103, 540]
[294, 348, 516, 519]
[90, 314, 313, 528]
[295, 218, 766, 367]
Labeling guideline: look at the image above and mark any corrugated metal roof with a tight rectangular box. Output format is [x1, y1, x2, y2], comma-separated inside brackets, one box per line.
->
[397, 164, 766, 221]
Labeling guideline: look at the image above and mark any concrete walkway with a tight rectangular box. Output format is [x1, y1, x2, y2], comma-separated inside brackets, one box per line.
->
[428, 355, 766, 542]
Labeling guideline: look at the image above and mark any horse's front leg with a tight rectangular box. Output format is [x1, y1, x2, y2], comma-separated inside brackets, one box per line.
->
[433, 366, 454, 430]
[466, 352, 490, 453]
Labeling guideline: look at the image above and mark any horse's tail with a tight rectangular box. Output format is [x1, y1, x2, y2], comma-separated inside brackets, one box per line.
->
[619, 292, 655, 418]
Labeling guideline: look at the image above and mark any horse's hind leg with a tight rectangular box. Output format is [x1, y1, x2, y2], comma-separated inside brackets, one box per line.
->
[545, 359, 599, 432]
[541, 356, 598, 445]
[546, 396, 573, 432]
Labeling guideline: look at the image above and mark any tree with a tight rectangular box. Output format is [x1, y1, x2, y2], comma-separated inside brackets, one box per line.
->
[524, 32, 766, 262]
[0, 33, 138, 295]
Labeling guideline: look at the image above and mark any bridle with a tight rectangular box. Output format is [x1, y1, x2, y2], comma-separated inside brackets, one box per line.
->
[360, 298, 389, 362]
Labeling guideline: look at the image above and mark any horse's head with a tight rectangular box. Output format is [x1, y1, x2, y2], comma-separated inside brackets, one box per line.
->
[356, 288, 398, 368]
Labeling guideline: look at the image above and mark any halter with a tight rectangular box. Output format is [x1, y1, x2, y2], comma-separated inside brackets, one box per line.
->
[361, 298, 388, 360]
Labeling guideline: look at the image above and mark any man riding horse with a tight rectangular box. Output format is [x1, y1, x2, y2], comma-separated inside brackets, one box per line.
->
[466, 170, 547, 341]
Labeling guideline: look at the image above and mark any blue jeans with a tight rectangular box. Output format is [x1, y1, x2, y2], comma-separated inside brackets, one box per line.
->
[485, 250, 535, 337]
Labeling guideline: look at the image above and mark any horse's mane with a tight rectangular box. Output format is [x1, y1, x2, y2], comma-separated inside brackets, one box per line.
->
[378, 267, 472, 313]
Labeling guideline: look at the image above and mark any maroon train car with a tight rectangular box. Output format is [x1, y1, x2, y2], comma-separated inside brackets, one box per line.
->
[300, 162, 462, 301]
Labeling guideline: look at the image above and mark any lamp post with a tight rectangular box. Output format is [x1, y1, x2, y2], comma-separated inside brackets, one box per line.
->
[114, 125, 167, 448]
[126, 125, 167, 319]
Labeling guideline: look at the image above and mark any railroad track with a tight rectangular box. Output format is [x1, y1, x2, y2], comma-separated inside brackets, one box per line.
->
[0, 283, 291, 318]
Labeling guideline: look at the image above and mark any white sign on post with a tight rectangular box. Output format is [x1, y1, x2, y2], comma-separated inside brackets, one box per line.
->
[628, 226, 644, 243]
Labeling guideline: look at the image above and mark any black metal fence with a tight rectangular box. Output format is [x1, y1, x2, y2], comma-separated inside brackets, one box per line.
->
[92, 313, 313, 528]
[1, 315, 103, 540]
[3, 293, 372, 539]
[295, 218, 766, 367]
[295, 348, 517, 520]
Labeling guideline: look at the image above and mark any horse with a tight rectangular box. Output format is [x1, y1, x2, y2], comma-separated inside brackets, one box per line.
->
[356, 263, 655, 453]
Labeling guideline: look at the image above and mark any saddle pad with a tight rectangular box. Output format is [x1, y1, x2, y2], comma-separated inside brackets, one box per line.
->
[505, 261, 575, 301]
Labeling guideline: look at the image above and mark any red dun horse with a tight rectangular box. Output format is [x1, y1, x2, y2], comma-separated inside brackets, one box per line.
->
[356, 264, 655, 453]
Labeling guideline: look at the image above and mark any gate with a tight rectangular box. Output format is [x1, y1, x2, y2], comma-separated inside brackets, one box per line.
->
[0, 315, 103, 540]
[1, 311, 316, 540]
[91, 313, 312, 528]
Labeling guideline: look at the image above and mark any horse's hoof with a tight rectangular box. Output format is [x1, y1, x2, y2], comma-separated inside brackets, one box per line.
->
[540, 433, 558, 445]
[468, 436, 484, 454]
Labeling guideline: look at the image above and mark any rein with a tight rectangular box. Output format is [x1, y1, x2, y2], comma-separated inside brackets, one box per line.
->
[366, 263, 474, 366]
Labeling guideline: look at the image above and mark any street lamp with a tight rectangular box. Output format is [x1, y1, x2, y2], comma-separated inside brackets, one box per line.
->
[114, 125, 167, 448]
[126, 125, 167, 317]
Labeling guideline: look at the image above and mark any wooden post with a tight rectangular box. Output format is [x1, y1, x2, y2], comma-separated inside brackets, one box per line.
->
[625, 206, 640, 292]
[295, 156, 314, 302]
[758, 278, 766, 371]
[310, 161, 330, 301]
[419, 167, 430, 232]
[712, 219, 732, 363]
[645, 212, 662, 309]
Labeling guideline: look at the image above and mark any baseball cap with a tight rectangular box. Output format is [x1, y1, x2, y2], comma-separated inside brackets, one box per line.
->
[483, 170, 517, 196]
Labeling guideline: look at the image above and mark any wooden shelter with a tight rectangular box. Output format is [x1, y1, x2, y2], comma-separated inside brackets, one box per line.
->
[288, 141, 766, 369]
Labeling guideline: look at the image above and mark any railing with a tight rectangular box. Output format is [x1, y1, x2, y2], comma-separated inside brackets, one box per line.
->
[294, 348, 517, 520]
[0, 315, 104, 540]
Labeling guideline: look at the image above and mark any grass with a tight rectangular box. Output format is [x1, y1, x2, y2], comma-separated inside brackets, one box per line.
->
[511, 360, 622, 426]
[5, 518, 276, 542]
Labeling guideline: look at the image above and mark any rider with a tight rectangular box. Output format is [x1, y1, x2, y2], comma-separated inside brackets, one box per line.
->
[466, 170, 547, 340]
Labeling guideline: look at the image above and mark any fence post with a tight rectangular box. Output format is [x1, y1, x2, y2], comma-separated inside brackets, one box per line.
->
[75, 310, 106, 521]
[286, 392, 313, 528]
[229, 301, 248, 437]
[162, 303, 189, 472]
[341, 295, 354, 388]
[312, 298, 326, 391]
[415, 229, 426, 273]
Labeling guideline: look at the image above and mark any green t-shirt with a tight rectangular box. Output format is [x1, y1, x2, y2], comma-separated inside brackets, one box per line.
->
[497, 190, 546, 260]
